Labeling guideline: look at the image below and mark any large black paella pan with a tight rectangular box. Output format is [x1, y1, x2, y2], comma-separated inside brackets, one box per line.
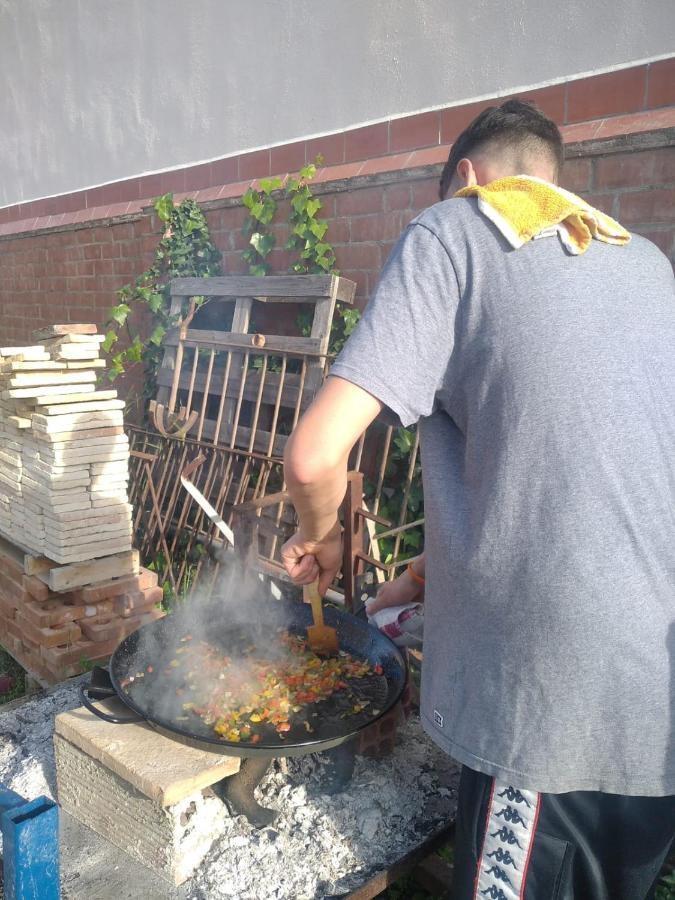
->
[81, 596, 407, 759]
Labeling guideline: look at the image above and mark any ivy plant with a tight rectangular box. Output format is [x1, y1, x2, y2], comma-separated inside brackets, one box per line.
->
[103, 194, 222, 395]
[285, 162, 337, 274]
[241, 159, 360, 358]
[242, 177, 283, 275]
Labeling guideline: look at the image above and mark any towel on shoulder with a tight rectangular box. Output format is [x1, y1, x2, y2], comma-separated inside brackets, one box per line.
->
[455, 174, 630, 255]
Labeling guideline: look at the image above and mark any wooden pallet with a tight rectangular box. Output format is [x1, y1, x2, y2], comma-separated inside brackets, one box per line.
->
[153, 274, 355, 453]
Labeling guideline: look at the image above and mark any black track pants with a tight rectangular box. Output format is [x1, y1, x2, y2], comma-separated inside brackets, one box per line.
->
[452, 765, 675, 900]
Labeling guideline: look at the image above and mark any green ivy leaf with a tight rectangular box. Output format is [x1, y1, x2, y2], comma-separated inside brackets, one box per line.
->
[149, 324, 166, 346]
[306, 198, 321, 218]
[309, 219, 327, 239]
[259, 177, 283, 195]
[291, 193, 309, 214]
[147, 292, 163, 313]
[258, 200, 277, 225]
[127, 336, 144, 363]
[111, 351, 125, 374]
[299, 164, 317, 181]
[110, 302, 130, 325]
[250, 232, 275, 257]
[154, 193, 174, 223]
[242, 189, 258, 210]
[102, 330, 118, 352]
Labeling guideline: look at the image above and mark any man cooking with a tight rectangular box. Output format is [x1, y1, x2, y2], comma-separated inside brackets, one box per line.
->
[280, 100, 675, 899]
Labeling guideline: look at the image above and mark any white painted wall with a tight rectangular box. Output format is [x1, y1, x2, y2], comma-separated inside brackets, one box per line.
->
[1, 0, 673, 206]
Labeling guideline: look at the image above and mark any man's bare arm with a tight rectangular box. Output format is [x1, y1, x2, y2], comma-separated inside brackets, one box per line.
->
[282, 376, 382, 593]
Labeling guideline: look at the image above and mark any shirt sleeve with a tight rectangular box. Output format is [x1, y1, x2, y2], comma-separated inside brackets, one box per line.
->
[330, 222, 460, 427]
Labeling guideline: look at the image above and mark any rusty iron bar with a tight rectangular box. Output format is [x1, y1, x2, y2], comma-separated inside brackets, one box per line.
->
[372, 425, 393, 516]
[142, 457, 178, 594]
[255, 355, 287, 500]
[353, 431, 366, 473]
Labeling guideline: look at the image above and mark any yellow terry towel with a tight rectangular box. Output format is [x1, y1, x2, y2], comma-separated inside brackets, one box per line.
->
[455, 175, 630, 255]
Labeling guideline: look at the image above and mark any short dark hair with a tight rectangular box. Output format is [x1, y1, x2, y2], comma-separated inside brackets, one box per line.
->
[438, 99, 564, 200]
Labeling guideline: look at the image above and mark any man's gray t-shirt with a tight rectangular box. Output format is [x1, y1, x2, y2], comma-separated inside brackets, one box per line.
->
[331, 197, 675, 796]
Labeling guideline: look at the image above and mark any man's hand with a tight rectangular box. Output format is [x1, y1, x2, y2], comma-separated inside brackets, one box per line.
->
[368, 566, 424, 614]
[281, 521, 342, 596]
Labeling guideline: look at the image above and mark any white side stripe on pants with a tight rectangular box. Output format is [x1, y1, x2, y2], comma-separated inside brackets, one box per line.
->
[473, 781, 541, 900]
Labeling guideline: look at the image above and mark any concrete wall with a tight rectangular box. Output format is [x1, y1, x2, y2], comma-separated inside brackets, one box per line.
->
[2, 0, 674, 207]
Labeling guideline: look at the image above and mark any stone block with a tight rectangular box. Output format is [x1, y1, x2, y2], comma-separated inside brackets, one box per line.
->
[15, 613, 82, 648]
[20, 598, 88, 628]
[41, 636, 118, 668]
[80, 617, 128, 643]
[23, 573, 51, 602]
[55, 701, 240, 806]
[75, 571, 147, 603]
[54, 733, 232, 885]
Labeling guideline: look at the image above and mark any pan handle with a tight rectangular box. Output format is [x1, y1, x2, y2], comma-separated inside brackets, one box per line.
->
[79, 667, 144, 725]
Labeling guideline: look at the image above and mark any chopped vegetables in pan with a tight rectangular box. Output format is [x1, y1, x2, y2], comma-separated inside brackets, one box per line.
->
[121, 630, 384, 743]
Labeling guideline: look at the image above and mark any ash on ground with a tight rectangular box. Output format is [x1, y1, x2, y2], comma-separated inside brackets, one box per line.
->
[0, 680, 458, 900]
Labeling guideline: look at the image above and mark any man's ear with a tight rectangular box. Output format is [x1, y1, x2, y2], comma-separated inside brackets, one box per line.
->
[456, 158, 477, 188]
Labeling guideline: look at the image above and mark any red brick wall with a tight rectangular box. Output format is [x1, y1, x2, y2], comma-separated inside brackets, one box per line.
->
[0, 140, 673, 354]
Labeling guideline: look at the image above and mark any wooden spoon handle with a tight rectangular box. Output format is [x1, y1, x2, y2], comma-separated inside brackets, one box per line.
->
[303, 579, 324, 627]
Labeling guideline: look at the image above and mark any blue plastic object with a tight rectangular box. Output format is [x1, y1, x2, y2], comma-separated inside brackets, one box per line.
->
[0, 784, 60, 900]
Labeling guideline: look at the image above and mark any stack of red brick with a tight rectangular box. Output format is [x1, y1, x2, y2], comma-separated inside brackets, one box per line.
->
[0, 541, 164, 683]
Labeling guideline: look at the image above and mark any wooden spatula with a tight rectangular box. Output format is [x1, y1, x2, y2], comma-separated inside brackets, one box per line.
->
[304, 579, 339, 655]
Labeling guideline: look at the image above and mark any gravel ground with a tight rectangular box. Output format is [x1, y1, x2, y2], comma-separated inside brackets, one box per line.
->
[0, 678, 459, 899]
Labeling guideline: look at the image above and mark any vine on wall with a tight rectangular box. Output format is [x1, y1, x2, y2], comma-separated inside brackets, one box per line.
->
[103, 194, 222, 394]
[241, 160, 359, 354]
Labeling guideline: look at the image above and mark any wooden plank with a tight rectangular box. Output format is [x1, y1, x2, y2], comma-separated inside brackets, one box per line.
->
[334, 277, 357, 304]
[24, 553, 58, 577]
[32, 324, 98, 339]
[33, 425, 125, 443]
[4, 370, 97, 387]
[53, 347, 100, 359]
[169, 274, 342, 299]
[43, 540, 133, 565]
[0, 361, 66, 372]
[164, 328, 322, 356]
[7, 415, 32, 429]
[41, 549, 139, 592]
[32, 414, 125, 433]
[38, 397, 124, 416]
[42, 333, 106, 345]
[34, 390, 118, 407]
[155, 364, 305, 408]
[65, 359, 106, 369]
[345, 823, 455, 900]
[3, 382, 96, 400]
[0, 346, 50, 359]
